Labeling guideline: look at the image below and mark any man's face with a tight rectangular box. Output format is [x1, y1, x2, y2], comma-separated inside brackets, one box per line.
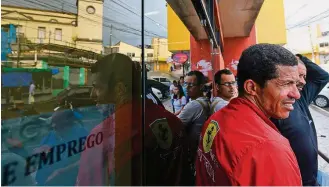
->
[186, 75, 201, 99]
[180, 78, 184, 85]
[173, 86, 179, 95]
[216, 74, 237, 100]
[297, 63, 307, 91]
[91, 73, 113, 105]
[254, 65, 301, 119]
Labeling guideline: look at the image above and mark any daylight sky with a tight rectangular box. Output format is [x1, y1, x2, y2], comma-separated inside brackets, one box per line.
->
[103, 0, 329, 48]
[282, 0, 329, 53]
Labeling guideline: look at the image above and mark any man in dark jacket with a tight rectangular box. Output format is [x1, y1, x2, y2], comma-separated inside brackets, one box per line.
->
[272, 54, 329, 186]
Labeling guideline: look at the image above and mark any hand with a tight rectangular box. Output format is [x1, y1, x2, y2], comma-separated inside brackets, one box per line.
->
[46, 168, 64, 183]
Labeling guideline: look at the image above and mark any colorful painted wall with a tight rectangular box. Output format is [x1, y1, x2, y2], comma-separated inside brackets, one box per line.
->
[222, 26, 257, 75]
[255, 0, 287, 45]
[167, 4, 190, 52]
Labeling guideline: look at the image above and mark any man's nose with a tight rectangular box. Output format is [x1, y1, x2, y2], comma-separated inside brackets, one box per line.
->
[289, 84, 301, 100]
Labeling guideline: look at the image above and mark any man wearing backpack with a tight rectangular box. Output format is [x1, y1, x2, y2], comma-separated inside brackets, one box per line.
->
[177, 70, 210, 184]
[211, 69, 237, 114]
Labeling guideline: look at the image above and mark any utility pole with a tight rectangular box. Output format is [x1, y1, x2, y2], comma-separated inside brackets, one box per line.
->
[308, 26, 315, 62]
[157, 38, 159, 71]
[109, 25, 112, 54]
[17, 31, 21, 68]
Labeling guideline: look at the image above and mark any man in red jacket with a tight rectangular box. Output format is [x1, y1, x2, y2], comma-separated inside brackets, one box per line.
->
[76, 53, 187, 186]
[195, 44, 303, 186]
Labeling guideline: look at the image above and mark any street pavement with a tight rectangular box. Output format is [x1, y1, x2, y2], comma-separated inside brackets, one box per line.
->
[162, 99, 329, 173]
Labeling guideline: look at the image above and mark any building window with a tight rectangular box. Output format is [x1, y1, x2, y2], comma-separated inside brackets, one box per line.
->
[86, 6, 95, 14]
[322, 31, 329, 37]
[38, 27, 46, 39]
[147, 53, 153, 57]
[127, 53, 135, 57]
[16, 25, 23, 34]
[54, 28, 62, 41]
[320, 42, 329, 47]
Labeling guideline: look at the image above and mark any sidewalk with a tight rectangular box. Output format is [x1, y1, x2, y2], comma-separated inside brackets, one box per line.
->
[310, 105, 329, 173]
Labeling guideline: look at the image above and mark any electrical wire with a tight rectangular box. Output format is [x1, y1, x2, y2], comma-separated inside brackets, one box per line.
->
[288, 9, 329, 30]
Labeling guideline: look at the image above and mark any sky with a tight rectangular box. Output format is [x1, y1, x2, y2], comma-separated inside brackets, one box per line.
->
[10, 0, 327, 48]
[103, 0, 329, 48]
[102, 0, 168, 46]
[283, 0, 329, 53]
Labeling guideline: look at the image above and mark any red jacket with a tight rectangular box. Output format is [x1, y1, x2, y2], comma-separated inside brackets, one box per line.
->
[195, 98, 302, 186]
[76, 100, 187, 186]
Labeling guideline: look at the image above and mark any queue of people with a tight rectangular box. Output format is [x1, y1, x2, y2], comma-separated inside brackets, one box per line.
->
[1, 43, 329, 186]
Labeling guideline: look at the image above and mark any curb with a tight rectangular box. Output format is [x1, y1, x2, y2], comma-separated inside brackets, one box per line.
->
[310, 104, 329, 118]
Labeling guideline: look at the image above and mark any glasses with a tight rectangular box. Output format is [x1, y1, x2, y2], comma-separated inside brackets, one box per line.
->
[219, 81, 237, 87]
[186, 83, 199, 87]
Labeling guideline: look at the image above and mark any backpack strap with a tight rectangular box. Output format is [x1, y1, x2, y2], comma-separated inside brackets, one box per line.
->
[211, 100, 220, 114]
[195, 99, 210, 119]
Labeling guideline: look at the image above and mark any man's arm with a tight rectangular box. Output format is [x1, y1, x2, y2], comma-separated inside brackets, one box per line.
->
[297, 54, 329, 105]
[232, 141, 302, 186]
[177, 101, 200, 126]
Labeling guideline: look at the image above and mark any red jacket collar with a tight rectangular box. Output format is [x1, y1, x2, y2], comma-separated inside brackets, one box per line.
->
[230, 97, 280, 133]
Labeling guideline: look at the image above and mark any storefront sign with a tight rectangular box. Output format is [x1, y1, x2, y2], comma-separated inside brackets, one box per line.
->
[172, 53, 188, 64]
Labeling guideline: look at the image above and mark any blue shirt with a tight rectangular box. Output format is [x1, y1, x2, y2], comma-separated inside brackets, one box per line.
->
[271, 55, 329, 186]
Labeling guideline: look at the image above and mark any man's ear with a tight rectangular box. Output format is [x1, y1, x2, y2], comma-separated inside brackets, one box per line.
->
[114, 82, 127, 96]
[215, 83, 220, 91]
[243, 79, 258, 96]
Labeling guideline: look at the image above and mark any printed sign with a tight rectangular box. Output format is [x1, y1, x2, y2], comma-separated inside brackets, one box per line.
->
[172, 53, 188, 64]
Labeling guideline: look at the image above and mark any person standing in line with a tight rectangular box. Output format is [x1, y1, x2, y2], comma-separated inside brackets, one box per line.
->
[169, 80, 178, 113]
[177, 71, 210, 184]
[28, 81, 35, 104]
[179, 76, 189, 103]
[76, 53, 188, 186]
[271, 54, 329, 186]
[173, 84, 187, 116]
[211, 69, 237, 114]
[196, 44, 302, 186]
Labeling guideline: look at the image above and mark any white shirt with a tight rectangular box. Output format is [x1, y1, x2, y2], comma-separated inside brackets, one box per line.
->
[211, 97, 229, 114]
[173, 96, 187, 112]
[169, 84, 175, 99]
[178, 97, 210, 142]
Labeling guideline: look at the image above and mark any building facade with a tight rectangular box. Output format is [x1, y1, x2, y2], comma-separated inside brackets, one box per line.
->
[167, 0, 287, 76]
[1, 0, 103, 54]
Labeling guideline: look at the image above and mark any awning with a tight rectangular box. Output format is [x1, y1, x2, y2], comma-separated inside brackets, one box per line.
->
[219, 0, 264, 38]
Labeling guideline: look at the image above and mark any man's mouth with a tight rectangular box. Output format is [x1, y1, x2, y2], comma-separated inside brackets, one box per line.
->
[297, 84, 305, 91]
[283, 101, 295, 111]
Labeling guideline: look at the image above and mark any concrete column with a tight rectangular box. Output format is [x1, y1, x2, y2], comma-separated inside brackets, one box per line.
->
[79, 67, 85, 85]
[63, 66, 70, 88]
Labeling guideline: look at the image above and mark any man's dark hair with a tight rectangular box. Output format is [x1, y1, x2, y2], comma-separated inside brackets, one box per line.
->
[180, 76, 184, 80]
[173, 80, 177, 84]
[91, 53, 141, 97]
[186, 71, 206, 85]
[237, 43, 298, 96]
[214, 69, 233, 85]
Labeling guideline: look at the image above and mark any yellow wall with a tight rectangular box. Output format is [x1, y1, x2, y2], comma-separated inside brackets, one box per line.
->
[1, 4, 103, 53]
[167, 5, 190, 52]
[152, 38, 172, 60]
[113, 42, 155, 62]
[76, 0, 103, 41]
[302, 52, 321, 64]
[255, 0, 287, 45]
